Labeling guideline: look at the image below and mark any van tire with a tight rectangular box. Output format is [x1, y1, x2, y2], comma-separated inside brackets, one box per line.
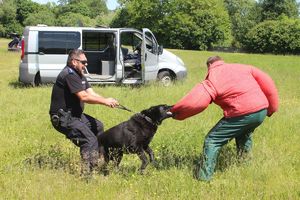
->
[157, 71, 173, 86]
[34, 72, 41, 86]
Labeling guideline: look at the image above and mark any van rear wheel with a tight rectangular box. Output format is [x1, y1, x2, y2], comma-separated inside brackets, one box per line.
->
[34, 72, 41, 86]
[157, 71, 173, 87]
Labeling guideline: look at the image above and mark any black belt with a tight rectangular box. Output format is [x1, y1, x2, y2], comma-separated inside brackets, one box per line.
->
[53, 109, 73, 116]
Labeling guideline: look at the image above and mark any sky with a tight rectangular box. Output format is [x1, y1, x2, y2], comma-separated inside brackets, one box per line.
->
[31, 0, 120, 10]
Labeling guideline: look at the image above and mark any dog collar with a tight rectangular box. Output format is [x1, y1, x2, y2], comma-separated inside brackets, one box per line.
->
[140, 114, 158, 126]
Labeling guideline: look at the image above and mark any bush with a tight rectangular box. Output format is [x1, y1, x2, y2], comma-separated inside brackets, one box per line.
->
[56, 12, 95, 27]
[110, 0, 232, 50]
[4, 21, 24, 36]
[244, 18, 300, 54]
[24, 10, 56, 26]
[0, 24, 5, 37]
[160, 0, 232, 50]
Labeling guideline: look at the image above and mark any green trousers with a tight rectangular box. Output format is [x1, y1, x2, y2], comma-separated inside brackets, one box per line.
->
[195, 109, 267, 181]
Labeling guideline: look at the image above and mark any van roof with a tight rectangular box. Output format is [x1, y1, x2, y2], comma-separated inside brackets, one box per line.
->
[24, 26, 140, 32]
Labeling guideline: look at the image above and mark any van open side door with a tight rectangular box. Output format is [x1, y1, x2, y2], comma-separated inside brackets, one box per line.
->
[141, 28, 159, 82]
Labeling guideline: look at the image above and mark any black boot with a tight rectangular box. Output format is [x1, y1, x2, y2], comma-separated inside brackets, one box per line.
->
[80, 151, 92, 178]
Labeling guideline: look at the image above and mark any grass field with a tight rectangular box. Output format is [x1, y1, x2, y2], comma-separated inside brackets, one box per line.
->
[0, 38, 299, 199]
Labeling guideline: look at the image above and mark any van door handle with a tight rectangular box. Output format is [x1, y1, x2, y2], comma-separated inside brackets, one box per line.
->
[39, 52, 45, 55]
[145, 53, 147, 61]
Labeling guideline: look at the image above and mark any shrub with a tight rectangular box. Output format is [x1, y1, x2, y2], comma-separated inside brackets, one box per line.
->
[24, 10, 56, 26]
[110, 0, 232, 50]
[56, 12, 95, 27]
[244, 17, 300, 54]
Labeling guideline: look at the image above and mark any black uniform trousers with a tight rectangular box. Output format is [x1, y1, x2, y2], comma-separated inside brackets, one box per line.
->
[51, 112, 103, 161]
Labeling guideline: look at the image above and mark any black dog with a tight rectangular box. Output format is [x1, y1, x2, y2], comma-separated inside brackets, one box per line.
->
[97, 104, 173, 173]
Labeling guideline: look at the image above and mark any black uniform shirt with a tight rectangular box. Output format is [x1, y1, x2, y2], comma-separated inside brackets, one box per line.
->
[49, 66, 91, 117]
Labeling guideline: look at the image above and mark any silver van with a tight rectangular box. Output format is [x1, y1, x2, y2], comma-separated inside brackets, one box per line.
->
[19, 26, 187, 86]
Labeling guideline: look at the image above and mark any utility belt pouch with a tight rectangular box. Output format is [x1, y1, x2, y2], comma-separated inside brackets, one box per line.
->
[57, 109, 72, 127]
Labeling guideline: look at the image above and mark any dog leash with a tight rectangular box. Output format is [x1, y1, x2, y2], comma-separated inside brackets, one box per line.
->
[117, 104, 134, 113]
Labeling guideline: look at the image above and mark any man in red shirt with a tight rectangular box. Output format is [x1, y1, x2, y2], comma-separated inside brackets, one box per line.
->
[170, 56, 279, 181]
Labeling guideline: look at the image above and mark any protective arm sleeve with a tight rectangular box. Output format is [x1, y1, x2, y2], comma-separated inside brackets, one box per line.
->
[170, 83, 212, 120]
[251, 67, 279, 116]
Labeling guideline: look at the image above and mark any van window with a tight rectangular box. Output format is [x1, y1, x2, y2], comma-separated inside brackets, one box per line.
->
[38, 31, 80, 54]
[83, 32, 114, 51]
[145, 31, 157, 54]
[120, 32, 142, 55]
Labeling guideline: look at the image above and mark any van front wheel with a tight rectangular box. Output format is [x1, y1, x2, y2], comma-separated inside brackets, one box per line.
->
[157, 71, 173, 87]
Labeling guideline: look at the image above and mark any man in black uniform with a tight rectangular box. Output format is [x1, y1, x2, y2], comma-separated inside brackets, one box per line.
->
[49, 49, 119, 174]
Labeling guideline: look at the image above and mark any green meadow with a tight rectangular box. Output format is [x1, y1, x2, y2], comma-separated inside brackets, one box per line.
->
[0, 38, 299, 199]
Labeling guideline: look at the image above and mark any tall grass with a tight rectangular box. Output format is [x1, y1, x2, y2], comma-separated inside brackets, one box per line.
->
[0, 38, 299, 199]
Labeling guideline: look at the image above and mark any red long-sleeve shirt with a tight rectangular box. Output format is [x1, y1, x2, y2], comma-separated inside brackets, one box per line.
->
[171, 61, 279, 120]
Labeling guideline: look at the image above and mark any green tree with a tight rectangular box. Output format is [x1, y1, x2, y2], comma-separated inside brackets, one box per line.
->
[59, 1, 90, 17]
[0, 0, 16, 26]
[85, 0, 108, 18]
[15, 0, 41, 25]
[245, 17, 300, 54]
[164, 0, 231, 50]
[0, 0, 23, 36]
[110, 8, 131, 27]
[56, 12, 95, 27]
[258, 0, 299, 20]
[224, 0, 260, 48]
[99, 11, 116, 27]
[111, 0, 163, 31]
[56, 0, 108, 24]
[24, 10, 56, 26]
[111, 0, 231, 50]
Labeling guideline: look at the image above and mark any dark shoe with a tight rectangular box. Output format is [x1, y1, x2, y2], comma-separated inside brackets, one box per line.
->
[193, 161, 212, 182]
[80, 151, 92, 177]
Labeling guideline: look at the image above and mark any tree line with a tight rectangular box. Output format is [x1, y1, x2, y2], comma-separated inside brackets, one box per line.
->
[1, 0, 299, 54]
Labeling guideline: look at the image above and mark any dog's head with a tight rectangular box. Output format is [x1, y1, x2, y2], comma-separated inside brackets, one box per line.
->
[141, 104, 173, 125]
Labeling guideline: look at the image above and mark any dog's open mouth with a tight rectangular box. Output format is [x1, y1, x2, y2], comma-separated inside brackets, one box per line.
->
[166, 111, 173, 117]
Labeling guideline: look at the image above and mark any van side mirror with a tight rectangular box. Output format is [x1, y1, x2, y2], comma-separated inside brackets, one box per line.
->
[158, 45, 163, 55]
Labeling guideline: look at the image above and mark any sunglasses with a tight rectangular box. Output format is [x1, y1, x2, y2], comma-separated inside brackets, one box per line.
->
[74, 59, 88, 65]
